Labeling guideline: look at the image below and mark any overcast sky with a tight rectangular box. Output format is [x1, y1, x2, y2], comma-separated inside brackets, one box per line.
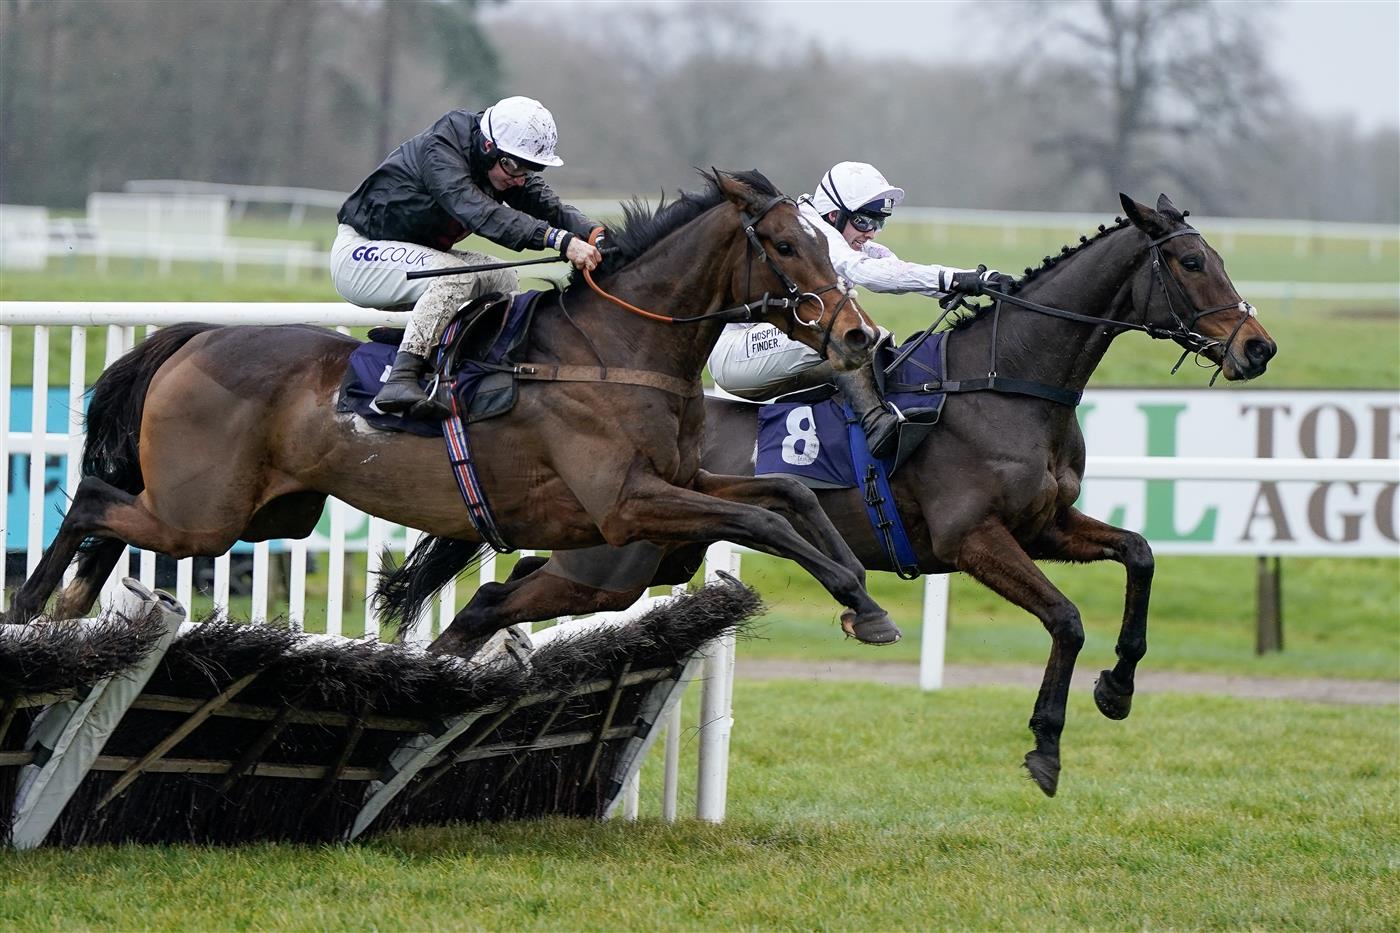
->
[766, 0, 1399, 131]
[492, 0, 1399, 132]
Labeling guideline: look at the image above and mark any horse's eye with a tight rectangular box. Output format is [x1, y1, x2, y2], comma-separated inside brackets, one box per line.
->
[775, 241, 794, 257]
[1181, 255, 1204, 272]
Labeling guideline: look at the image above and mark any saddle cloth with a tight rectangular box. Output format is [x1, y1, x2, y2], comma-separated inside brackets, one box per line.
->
[755, 331, 948, 489]
[337, 290, 541, 437]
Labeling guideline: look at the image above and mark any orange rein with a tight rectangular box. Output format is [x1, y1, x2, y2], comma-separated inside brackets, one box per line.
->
[580, 227, 679, 323]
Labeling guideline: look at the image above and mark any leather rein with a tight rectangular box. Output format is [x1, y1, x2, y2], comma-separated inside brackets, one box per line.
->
[886, 226, 1256, 407]
[581, 196, 854, 355]
[496, 196, 852, 400]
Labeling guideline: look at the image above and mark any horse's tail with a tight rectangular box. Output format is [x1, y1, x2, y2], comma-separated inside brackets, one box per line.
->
[374, 535, 490, 634]
[82, 322, 219, 494]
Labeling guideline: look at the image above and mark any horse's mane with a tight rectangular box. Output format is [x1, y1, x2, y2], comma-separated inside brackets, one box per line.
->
[946, 216, 1134, 332]
[572, 169, 779, 287]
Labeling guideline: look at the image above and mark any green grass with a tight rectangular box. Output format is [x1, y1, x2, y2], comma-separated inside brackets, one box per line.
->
[2, 682, 1395, 930]
[732, 554, 1400, 681]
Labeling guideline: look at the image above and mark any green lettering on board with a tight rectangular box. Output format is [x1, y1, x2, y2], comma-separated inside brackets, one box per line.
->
[1107, 403, 1217, 541]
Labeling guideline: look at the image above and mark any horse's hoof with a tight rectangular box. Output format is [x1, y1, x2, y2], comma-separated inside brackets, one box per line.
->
[0, 607, 35, 626]
[1093, 669, 1134, 720]
[427, 631, 490, 661]
[1023, 750, 1060, 797]
[840, 610, 901, 645]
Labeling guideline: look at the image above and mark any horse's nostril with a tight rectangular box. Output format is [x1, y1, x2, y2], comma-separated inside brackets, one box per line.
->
[1245, 338, 1276, 364]
[844, 327, 871, 351]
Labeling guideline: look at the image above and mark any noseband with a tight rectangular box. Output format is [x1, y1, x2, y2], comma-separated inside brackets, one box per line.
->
[737, 194, 852, 358]
[1145, 227, 1256, 384]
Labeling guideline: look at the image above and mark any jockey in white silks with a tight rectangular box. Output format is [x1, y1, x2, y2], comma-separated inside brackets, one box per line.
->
[708, 161, 1012, 458]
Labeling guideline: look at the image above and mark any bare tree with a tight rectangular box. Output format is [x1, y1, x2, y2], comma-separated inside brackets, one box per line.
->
[1018, 0, 1281, 208]
[371, 0, 501, 158]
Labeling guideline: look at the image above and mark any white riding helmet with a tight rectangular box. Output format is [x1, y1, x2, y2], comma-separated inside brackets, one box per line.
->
[481, 95, 564, 167]
[811, 162, 905, 218]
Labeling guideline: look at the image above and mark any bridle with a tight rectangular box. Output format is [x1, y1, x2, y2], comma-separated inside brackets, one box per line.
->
[1140, 227, 1257, 383]
[581, 195, 855, 357]
[887, 224, 1258, 404]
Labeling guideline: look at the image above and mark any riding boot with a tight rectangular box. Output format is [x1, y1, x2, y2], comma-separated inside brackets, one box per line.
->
[835, 363, 901, 460]
[373, 350, 450, 420]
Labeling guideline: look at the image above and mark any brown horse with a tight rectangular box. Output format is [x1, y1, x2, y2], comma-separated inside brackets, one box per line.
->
[389, 194, 1277, 796]
[5, 170, 898, 644]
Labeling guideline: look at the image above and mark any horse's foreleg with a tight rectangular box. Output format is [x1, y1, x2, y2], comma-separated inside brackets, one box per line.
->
[1029, 508, 1154, 721]
[690, 470, 866, 588]
[599, 476, 896, 644]
[956, 519, 1084, 797]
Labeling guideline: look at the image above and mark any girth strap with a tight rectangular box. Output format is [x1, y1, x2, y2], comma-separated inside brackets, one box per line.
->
[511, 362, 702, 398]
[845, 403, 920, 580]
[887, 375, 1082, 408]
[442, 396, 513, 554]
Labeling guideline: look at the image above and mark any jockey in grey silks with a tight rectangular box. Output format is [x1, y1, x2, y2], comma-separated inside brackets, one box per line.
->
[331, 96, 603, 419]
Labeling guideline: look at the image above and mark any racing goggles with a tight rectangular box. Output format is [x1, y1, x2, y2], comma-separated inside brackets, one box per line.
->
[847, 211, 887, 233]
[498, 154, 543, 179]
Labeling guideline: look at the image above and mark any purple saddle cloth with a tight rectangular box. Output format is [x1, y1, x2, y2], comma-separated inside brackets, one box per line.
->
[755, 332, 947, 488]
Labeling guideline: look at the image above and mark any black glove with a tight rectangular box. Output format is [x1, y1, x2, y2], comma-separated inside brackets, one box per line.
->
[981, 270, 1015, 291]
[948, 266, 1014, 296]
[947, 270, 987, 296]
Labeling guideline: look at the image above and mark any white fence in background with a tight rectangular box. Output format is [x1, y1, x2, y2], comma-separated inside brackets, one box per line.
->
[2, 304, 1397, 811]
[8, 184, 1397, 301]
[0, 205, 49, 269]
[125, 179, 345, 225]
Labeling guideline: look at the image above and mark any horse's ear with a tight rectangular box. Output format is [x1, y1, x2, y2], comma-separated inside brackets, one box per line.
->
[1119, 193, 1171, 238]
[714, 170, 762, 213]
[1155, 193, 1185, 223]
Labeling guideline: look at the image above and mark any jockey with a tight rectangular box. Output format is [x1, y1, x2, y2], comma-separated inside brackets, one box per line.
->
[708, 161, 1013, 458]
[331, 96, 603, 419]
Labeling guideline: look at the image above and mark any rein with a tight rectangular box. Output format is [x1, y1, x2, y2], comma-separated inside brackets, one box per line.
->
[580, 199, 850, 343]
[887, 226, 1255, 404]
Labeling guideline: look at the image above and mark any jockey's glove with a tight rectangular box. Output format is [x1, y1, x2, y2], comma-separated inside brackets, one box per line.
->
[948, 266, 1015, 296]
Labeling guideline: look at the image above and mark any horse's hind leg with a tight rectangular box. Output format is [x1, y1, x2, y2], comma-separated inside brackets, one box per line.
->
[52, 540, 129, 621]
[6, 475, 240, 624]
[955, 518, 1084, 797]
[431, 558, 647, 657]
[1029, 508, 1154, 721]
[4, 476, 144, 623]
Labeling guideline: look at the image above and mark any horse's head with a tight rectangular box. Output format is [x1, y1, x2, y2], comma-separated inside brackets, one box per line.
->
[714, 171, 878, 372]
[1119, 193, 1277, 381]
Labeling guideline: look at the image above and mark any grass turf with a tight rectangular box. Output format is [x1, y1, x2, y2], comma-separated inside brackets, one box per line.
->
[732, 553, 1400, 681]
[1, 681, 1394, 930]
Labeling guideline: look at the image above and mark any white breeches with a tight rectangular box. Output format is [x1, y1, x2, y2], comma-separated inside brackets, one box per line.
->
[330, 224, 518, 357]
[707, 323, 825, 401]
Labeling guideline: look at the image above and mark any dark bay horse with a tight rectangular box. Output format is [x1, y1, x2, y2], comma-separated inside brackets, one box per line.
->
[413, 194, 1277, 796]
[5, 170, 898, 644]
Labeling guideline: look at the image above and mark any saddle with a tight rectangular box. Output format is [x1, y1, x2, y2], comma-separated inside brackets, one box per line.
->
[338, 290, 542, 436]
